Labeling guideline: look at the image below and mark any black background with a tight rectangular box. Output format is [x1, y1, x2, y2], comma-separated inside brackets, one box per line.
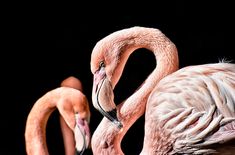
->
[2, 1, 234, 155]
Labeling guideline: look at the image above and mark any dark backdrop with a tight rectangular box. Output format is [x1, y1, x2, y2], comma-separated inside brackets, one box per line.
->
[2, 1, 234, 155]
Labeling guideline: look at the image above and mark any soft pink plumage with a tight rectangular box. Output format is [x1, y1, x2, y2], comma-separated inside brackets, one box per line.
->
[142, 63, 235, 154]
[25, 76, 91, 155]
[90, 26, 235, 155]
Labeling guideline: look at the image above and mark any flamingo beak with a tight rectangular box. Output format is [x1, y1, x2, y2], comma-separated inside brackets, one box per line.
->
[75, 114, 91, 155]
[92, 66, 123, 128]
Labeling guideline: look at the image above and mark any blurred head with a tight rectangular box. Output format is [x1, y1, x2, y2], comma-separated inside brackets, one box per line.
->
[61, 76, 83, 91]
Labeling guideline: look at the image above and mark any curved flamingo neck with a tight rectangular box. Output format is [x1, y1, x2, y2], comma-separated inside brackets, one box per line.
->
[25, 96, 56, 155]
[117, 30, 179, 150]
[92, 27, 179, 155]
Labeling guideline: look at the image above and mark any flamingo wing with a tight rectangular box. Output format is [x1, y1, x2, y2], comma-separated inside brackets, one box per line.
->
[146, 63, 235, 154]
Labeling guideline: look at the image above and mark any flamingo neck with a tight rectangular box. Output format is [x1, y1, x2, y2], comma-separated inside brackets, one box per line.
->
[92, 27, 179, 155]
[116, 37, 179, 147]
[25, 97, 56, 155]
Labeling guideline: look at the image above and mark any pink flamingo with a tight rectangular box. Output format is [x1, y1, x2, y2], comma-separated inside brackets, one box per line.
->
[90, 26, 235, 154]
[25, 76, 91, 155]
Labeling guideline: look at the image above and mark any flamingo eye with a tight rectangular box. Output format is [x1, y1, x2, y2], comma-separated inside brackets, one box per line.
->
[99, 61, 105, 68]
[94, 61, 105, 74]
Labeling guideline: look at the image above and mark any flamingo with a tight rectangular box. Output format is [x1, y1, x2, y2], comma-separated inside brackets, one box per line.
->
[90, 26, 235, 154]
[25, 76, 91, 155]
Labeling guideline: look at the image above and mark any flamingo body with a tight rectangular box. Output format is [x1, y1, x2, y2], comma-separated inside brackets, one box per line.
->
[90, 26, 235, 155]
[142, 63, 235, 154]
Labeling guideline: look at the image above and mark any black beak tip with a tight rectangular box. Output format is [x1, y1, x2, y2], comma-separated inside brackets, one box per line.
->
[117, 121, 123, 129]
[75, 148, 92, 155]
[113, 119, 123, 129]
[75, 149, 81, 155]
[106, 109, 123, 128]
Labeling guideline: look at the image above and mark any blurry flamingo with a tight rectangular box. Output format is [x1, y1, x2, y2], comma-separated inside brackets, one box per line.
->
[90, 26, 235, 154]
[25, 76, 91, 155]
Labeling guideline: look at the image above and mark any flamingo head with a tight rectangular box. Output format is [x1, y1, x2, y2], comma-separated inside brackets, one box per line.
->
[74, 112, 91, 154]
[72, 92, 91, 154]
[90, 29, 138, 128]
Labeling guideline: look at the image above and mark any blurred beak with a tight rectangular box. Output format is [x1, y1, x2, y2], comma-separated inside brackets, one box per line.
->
[75, 114, 91, 154]
[92, 66, 123, 128]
